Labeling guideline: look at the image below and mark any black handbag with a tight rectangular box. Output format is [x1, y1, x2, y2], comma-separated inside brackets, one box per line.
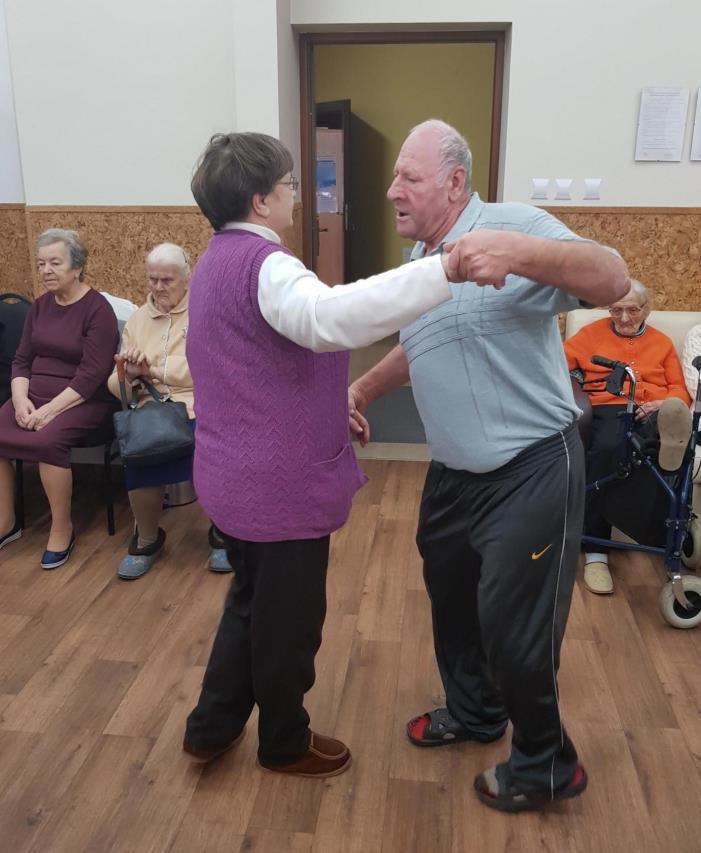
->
[113, 356, 195, 468]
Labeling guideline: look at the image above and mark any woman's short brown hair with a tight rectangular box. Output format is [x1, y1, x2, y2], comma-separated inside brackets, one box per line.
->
[191, 132, 294, 230]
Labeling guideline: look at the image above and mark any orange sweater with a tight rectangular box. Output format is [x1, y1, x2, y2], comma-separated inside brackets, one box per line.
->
[564, 318, 690, 407]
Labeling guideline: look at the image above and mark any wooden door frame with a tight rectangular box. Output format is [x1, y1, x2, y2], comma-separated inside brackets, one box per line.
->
[299, 30, 506, 268]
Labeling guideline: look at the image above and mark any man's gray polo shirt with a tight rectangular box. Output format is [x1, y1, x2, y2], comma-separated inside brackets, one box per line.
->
[400, 192, 583, 473]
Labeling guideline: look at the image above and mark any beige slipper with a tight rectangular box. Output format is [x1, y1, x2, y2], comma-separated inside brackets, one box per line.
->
[584, 561, 613, 594]
[658, 398, 692, 471]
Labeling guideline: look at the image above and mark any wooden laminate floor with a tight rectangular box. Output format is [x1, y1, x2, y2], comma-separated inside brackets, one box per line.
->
[1, 461, 700, 853]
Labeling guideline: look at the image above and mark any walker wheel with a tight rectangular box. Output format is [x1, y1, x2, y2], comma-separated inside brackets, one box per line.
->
[658, 576, 701, 629]
[681, 520, 701, 570]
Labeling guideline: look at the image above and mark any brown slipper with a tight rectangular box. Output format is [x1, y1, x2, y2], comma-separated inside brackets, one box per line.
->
[257, 732, 351, 778]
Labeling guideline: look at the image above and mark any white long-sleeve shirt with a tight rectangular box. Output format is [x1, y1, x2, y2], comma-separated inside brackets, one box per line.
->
[222, 221, 451, 352]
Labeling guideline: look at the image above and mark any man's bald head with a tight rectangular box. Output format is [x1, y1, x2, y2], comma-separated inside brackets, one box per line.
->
[406, 119, 472, 190]
[387, 120, 472, 252]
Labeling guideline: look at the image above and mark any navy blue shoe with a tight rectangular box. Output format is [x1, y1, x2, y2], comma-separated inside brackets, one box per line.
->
[41, 533, 76, 570]
[0, 523, 22, 551]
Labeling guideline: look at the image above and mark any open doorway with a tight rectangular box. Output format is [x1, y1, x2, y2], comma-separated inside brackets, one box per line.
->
[314, 99, 352, 285]
[299, 31, 505, 448]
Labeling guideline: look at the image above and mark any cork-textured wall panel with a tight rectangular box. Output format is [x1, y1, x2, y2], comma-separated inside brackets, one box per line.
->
[22, 204, 304, 305]
[10, 205, 700, 308]
[0, 205, 34, 299]
[548, 207, 701, 310]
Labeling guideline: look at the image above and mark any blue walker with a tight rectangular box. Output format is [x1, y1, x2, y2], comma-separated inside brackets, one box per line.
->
[578, 354, 701, 629]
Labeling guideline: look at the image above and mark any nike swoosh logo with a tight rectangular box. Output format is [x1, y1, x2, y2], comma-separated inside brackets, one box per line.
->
[531, 544, 552, 560]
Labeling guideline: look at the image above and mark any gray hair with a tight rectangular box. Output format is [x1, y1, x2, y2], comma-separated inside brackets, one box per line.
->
[36, 228, 88, 281]
[409, 119, 473, 191]
[628, 279, 649, 306]
[146, 243, 190, 278]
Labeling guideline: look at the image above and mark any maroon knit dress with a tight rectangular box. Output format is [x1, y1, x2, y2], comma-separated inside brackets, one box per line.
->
[0, 289, 118, 468]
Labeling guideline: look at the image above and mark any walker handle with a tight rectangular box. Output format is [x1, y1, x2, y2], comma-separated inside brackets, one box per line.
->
[591, 354, 628, 370]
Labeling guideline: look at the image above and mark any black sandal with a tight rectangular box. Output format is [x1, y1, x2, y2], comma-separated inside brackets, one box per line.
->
[406, 707, 495, 747]
[474, 761, 588, 812]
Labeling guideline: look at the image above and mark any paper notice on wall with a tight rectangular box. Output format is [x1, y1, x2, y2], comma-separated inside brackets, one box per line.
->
[691, 89, 701, 161]
[634, 86, 689, 161]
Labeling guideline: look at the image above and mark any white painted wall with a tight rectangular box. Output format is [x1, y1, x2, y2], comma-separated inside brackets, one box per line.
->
[231, 0, 301, 175]
[231, 0, 280, 137]
[291, 0, 701, 206]
[4, 0, 237, 205]
[3, 0, 698, 206]
[3, 0, 300, 205]
[0, 0, 23, 202]
[276, 0, 301, 176]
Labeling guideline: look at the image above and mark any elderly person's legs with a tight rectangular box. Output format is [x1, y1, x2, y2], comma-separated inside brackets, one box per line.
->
[472, 435, 586, 799]
[583, 403, 685, 594]
[412, 424, 586, 809]
[185, 533, 350, 776]
[409, 462, 508, 746]
[117, 485, 166, 580]
[582, 405, 626, 594]
[471, 424, 586, 808]
[38, 463, 73, 551]
[0, 458, 19, 543]
[128, 485, 164, 548]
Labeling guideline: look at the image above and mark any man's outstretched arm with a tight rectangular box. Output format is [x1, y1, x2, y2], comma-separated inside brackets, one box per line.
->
[445, 230, 630, 305]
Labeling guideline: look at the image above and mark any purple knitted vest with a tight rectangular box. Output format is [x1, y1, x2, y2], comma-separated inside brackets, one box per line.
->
[187, 229, 367, 541]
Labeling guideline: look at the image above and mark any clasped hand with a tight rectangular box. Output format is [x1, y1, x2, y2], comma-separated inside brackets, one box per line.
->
[14, 397, 35, 429]
[119, 347, 152, 382]
[15, 398, 55, 431]
[440, 229, 516, 288]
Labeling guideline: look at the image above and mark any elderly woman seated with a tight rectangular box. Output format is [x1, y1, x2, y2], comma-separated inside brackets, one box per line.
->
[564, 280, 691, 594]
[0, 229, 118, 568]
[107, 243, 231, 579]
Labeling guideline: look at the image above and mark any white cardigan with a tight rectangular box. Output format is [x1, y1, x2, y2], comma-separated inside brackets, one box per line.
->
[682, 323, 701, 400]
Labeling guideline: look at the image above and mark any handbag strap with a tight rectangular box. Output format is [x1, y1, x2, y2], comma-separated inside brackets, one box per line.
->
[138, 377, 170, 404]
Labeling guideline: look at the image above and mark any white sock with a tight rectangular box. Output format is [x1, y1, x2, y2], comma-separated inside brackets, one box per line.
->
[585, 552, 608, 565]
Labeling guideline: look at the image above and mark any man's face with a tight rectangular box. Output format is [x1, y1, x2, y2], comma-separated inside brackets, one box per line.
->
[386, 130, 453, 245]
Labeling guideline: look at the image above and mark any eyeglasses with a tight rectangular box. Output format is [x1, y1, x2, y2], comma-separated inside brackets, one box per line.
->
[609, 305, 645, 318]
[278, 176, 299, 194]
